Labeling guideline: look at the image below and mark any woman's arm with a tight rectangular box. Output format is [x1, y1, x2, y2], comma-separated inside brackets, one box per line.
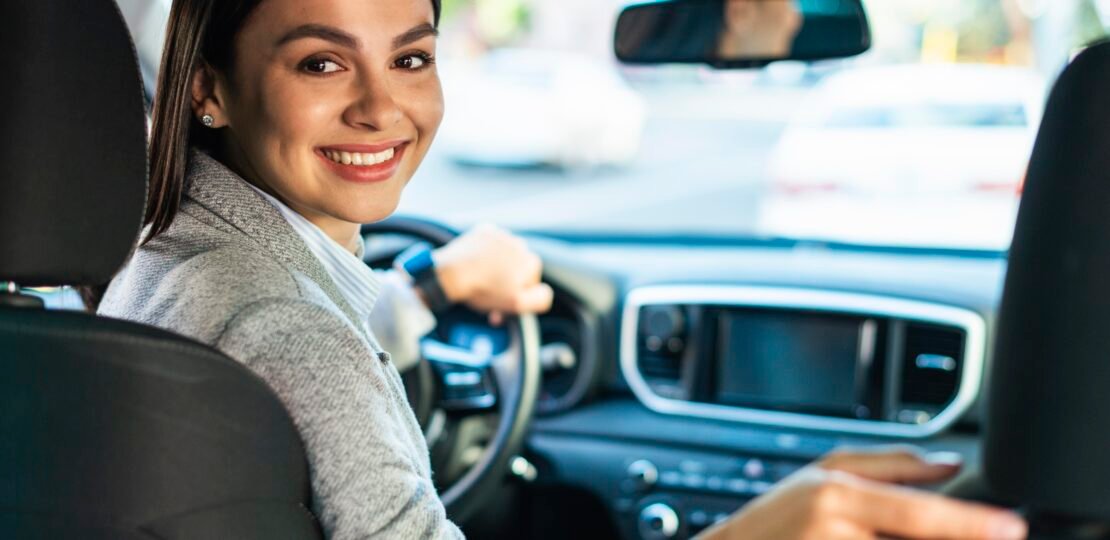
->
[368, 269, 437, 373]
[216, 297, 463, 540]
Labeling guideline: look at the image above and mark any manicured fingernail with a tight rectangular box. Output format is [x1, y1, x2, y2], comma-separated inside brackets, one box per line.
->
[991, 514, 1027, 539]
[924, 451, 963, 467]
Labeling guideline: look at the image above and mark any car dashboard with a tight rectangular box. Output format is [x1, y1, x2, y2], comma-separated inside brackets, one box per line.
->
[508, 234, 1006, 540]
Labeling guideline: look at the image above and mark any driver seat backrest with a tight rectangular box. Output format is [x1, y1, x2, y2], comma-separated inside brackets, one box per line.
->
[984, 40, 1110, 530]
[0, 2, 322, 538]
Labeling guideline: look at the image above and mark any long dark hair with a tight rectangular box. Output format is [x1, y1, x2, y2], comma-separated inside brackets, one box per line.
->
[146, 0, 264, 244]
[82, 0, 440, 311]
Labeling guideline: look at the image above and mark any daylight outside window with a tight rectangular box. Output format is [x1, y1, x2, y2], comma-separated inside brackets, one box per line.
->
[119, 0, 1110, 251]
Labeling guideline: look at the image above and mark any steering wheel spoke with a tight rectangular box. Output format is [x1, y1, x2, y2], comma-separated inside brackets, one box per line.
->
[422, 338, 499, 412]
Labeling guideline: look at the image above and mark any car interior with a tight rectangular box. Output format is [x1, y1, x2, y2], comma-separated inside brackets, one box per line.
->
[4, 0, 1110, 539]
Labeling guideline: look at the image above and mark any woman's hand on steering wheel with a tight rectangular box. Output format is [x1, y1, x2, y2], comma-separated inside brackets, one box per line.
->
[432, 223, 555, 324]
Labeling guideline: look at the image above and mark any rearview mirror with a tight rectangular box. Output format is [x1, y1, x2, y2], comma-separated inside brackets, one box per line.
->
[614, 0, 871, 68]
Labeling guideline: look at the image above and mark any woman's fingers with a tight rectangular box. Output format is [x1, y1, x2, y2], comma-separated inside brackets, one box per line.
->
[485, 284, 551, 326]
[841, 476, 1027, 540]
[434, 225, 554, 317]
[699, 466, 1025, 540]
[818, 447, 963, 485]
[514, 282, 554, 314]
[704, 449, 1022, 540]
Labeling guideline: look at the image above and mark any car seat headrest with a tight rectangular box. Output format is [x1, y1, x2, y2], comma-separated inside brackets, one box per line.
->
[985, 40, 1110, 525]
[0, 0, 148, 287]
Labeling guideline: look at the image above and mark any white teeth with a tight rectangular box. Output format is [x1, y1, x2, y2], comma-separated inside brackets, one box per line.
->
[322, 147, 397, 166]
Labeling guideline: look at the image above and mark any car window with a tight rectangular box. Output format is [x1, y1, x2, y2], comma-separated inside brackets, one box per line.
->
[122, 0, 1110, 251]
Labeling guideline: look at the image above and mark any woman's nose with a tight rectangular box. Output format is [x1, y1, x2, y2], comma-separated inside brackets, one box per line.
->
[344, 73, 403, 131]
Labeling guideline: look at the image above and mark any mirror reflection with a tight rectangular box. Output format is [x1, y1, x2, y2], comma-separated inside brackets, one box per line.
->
[615, 0, 870, 66]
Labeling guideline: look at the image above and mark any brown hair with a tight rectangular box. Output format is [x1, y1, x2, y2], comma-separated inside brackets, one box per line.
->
[145, 0, 265, 243]
[82, 0, 440, 310]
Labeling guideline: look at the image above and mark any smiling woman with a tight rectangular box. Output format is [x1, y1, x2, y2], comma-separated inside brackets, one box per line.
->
[92, 0, 560, 538]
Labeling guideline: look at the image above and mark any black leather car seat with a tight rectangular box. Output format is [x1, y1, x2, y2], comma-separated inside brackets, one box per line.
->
[985, 40, 1110, 538]
[0, 2, 322, 538]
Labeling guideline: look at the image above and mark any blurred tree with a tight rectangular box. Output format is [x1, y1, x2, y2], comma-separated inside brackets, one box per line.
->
[1074, 0, 1108, 45]
[954, 1, 1011, 61]
[440, 0, 472, 23]
[441, 0, 531, 46]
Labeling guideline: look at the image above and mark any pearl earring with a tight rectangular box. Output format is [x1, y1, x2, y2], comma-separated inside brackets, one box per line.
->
[201, 114, 215, 127]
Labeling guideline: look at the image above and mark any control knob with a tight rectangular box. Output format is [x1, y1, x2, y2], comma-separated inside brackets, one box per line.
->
[638, 502, 680, 539]
[627, 459, 658, 491]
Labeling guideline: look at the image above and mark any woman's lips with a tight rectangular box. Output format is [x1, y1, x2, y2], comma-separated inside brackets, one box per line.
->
[315, 142, 408, 183]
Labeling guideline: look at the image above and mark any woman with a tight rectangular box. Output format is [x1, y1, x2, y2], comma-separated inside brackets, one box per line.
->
[98, 0, 1028, 538]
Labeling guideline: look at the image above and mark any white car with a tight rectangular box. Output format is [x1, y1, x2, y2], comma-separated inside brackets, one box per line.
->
[767, 64, 1045, 196]
[759, 64, 1046, 249]
[436, 48, 646, 168]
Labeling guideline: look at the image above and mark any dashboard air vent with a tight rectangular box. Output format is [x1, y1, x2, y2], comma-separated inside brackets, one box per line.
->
[638, 354, 681, 380]
[637, 305, 687, 382]
[901, 323, 965, 407]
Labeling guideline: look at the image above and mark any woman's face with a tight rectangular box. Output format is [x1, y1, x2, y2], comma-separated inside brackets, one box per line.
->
[200, 0, 443, 243]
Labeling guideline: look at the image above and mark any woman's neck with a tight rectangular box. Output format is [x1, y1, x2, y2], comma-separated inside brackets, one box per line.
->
[216, 143, 362, 254]
[292, 206, 362, 253]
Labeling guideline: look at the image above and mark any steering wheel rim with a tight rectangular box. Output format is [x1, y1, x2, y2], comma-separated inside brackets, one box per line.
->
[360, 216, 541, 524]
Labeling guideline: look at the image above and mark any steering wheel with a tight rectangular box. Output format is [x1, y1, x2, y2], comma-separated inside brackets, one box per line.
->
[360, 216, 541, 524]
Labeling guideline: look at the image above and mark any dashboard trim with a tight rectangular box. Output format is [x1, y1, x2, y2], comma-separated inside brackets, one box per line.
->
[620, 285, 987, 438]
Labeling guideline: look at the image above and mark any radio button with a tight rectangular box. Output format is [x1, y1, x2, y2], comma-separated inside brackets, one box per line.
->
[627, 460, 659, 491]
[742, 458, 766, 479]
[681, 473, 706, 489]
[659, 470, 682, 487]
[726, 478, 750, 494]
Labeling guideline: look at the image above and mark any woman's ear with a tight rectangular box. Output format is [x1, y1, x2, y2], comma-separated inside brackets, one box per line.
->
[190, 62, 229, 128]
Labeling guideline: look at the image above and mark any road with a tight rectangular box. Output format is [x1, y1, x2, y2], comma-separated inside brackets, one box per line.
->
[396, 85, 793, 235]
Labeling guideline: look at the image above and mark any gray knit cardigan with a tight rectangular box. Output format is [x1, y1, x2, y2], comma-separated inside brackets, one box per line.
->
[99, 151, 463, 539]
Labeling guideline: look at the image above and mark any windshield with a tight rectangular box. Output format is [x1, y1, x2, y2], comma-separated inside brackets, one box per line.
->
[121, 0, 1109, 251]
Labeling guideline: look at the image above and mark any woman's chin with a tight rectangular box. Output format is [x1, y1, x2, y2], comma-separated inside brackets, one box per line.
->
[337, 200, 401, 225]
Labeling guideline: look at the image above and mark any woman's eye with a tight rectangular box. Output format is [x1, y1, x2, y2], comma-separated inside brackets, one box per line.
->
[395, 53, 434, 71]
[302, 58, 342, 74]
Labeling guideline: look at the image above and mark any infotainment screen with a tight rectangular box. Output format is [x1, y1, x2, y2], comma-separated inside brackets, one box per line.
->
[716, 310, 866, 415]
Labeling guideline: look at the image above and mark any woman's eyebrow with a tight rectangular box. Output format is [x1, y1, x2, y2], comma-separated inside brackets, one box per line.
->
[276, 24, 360, 49]
[393, 23, 438, 49]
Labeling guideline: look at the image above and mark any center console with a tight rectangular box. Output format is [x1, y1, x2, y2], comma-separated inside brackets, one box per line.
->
[526, 285, 989, 539]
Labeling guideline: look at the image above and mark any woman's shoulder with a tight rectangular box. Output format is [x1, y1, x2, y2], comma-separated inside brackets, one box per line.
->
[215, 294, 372, 367]
[100, 218, 319, 345]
